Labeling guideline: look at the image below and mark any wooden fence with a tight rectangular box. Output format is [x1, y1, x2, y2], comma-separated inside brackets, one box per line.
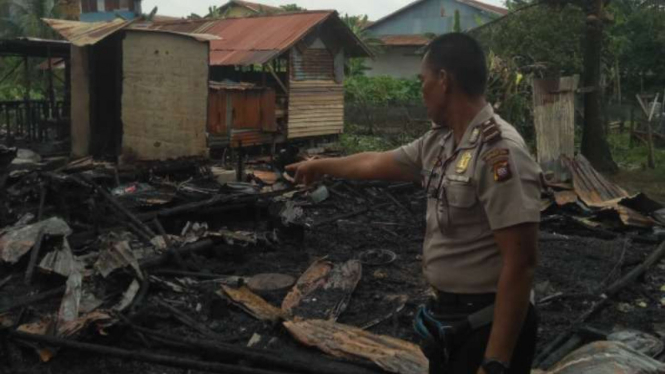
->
[0, 100, 68, 142]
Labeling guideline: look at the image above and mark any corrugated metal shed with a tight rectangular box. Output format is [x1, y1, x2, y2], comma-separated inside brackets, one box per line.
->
[145, 11, 371, 66]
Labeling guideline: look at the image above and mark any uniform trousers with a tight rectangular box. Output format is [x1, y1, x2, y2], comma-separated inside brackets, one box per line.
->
[425, 292, 538, 374]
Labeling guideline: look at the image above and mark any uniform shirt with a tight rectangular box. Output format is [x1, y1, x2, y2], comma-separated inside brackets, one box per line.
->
[391, 104, 542, 294]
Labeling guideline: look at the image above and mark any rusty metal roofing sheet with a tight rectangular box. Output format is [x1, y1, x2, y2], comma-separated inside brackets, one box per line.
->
[562, 154, 656, 228]
[145, 11, 370, 66]
[379, 35, 430, 47]
[42, 18, 134, 47]
[563, 154, 629, 208]
[43, 18, 217, 46]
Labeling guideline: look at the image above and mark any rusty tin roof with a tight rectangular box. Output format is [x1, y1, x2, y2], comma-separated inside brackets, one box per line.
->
[146, 11, 371, 66]
[43, 18, 134, 47]
[378, 34, 431, 47]
[44, 11, 371, 66]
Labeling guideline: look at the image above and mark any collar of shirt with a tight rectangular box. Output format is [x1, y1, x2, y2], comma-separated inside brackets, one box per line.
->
[438, 104, 495, 152]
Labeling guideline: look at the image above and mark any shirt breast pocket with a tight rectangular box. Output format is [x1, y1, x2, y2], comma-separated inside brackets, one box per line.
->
[446, 183, 478, 208]
[440, 182, 486, 237]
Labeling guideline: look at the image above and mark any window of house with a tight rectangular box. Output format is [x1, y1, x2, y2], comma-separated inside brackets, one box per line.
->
[119, 0, 129, 10]
[106, 0, 120, 10]
[82, 0, 97, 12]
[97, 0, 105, 12]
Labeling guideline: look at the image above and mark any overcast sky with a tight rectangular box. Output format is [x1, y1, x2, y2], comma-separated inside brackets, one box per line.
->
[141, 0, 505, 20]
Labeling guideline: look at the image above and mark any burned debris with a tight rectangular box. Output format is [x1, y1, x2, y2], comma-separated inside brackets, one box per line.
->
[0, 147, 433, 374]
[0, 144, 663, 374]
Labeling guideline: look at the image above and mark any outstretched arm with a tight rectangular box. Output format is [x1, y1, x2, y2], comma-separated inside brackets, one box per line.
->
[286, 151, 419, 185]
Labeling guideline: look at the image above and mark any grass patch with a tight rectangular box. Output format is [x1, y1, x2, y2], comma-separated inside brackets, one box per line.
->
[607, 131, 665, 203]
[336, 123, 426, 155]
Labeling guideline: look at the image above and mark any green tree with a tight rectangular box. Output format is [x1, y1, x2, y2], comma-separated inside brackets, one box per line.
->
[473, 1, 617, 171]
[342, 14, 384, 77]
[473, 4, 586, 76]
[0, 0, 61, 38]
[453, 9, 461, 32]
[280, 4, 306, 12]
[608, 0, 665, 94]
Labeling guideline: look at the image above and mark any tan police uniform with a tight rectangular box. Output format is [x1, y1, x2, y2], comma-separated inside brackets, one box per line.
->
[392, 104, 542, 294]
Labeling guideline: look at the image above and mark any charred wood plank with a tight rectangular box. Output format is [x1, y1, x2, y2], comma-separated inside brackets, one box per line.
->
[139, 239, 214, 270]
[24, 227, 46, 286]
[0, 286, 65, 314]
[154, 300, 228, 342]
[128, 324, 382, 374]
[137, 189, 293, 222]
[71, 175, 156, 239]
[536, 240, 665, 368]
[0, 275, 12, 291]
[152, 269, 234, 279]
[136, 195, 246, 221]
[383, 189, 412, 217]
[307, 203, 392, 229]
[37, 182, 46, 221]
[8, 330, 292, 374]
[605, 239, 665, 297]
[153, 218, 186, 270]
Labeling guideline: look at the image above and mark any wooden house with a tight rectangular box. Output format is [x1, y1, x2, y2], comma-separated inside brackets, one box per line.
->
[45, 11, 370, 161]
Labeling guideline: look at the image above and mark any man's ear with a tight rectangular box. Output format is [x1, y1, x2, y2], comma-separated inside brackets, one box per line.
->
[438, 69, 450, 92]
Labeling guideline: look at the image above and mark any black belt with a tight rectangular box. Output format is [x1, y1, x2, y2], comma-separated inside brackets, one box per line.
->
[433, 289, 496, 306]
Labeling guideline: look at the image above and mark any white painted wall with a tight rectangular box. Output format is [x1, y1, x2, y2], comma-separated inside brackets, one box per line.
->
[365, 47, 422, 79]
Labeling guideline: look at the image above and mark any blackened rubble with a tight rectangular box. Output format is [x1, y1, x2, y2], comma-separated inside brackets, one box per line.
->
[0, 149, 665, 374]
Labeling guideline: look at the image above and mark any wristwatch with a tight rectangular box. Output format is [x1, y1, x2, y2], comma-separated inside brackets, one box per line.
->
[481, 358, 510, 374]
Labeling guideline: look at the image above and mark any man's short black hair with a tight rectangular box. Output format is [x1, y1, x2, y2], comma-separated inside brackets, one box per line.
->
[424, 33, 487, 97]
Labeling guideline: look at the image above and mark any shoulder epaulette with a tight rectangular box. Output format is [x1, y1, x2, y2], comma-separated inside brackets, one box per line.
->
[481, 117, 502, 145]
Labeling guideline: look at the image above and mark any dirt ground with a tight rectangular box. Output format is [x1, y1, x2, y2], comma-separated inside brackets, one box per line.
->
[2, 181, 665, 374]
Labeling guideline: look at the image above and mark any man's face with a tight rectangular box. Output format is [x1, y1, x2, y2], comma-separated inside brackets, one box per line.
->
[419, 53, 449, 126]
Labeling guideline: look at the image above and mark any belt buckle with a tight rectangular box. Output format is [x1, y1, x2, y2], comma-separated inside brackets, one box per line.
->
[437, 324, 456, 341]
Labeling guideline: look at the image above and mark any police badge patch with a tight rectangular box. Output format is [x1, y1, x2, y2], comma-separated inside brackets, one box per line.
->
[456, 151, 473, 174]
[493, 160, 512, 182]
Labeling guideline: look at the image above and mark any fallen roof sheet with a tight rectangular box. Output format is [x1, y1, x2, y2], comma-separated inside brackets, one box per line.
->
[562, 155, 657, 228]
[563, 154, 629, 208]
[284, 319, 428, 374]
[145, 11, 371, 65]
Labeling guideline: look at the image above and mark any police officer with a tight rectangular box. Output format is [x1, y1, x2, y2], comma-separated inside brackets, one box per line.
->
[286, 33, 541, 374]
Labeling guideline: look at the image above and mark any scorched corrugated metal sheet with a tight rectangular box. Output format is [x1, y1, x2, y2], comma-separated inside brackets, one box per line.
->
[146, 12, 336, 66]
[563, 154, 629, 208]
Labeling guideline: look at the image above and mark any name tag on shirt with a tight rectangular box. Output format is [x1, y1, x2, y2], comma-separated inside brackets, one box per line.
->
[446, 175, 470, 183]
